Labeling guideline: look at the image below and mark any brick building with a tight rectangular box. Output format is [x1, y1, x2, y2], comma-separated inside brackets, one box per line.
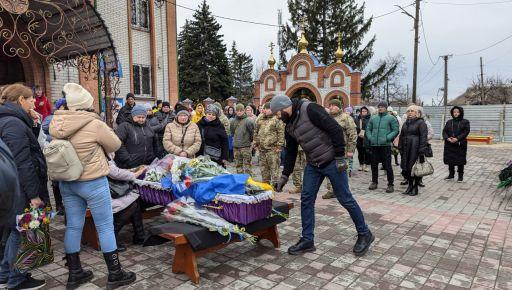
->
[0, 0, 179, 111]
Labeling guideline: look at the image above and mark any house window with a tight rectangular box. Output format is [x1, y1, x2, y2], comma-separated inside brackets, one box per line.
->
[131, 0, 149, 29]
[133, 65, 151, 96]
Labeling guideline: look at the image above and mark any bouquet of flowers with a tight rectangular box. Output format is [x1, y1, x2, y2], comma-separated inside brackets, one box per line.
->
[15, 205, 55, 273]
[163, 197, 256, 243]
[181, 156, 230, 182]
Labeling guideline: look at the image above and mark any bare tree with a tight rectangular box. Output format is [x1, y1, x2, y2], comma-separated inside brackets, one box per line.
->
[365, 54, 409, 105]
[466, 75, 512, 104]
[253, 60, 267, 82]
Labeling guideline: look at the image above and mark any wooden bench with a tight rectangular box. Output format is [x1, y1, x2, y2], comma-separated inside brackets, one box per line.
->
[157, 202, 293, 284]
[81, 206, 162, 251]
[467, 135, 493, 144]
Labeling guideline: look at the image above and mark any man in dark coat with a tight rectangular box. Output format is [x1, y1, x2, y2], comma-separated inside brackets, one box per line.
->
[150, 101, 175, 158]
[116, 93, 136, 125]
[443, 106, 470, 182]
[115, 105, 164, 169]
[271, 95, 373, 257]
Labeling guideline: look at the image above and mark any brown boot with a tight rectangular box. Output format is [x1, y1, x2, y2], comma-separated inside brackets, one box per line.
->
[322, 191, 335, 199]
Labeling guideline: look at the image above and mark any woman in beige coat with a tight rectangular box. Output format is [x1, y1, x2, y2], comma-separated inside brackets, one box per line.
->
[163, 104, 201, 157]
[49, 83, 136, 289]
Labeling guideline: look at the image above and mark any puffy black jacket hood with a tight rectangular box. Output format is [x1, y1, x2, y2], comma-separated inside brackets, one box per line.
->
[451, 106, 464, 119]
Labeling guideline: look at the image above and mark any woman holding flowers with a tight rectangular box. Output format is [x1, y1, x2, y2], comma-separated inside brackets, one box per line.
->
[50, 83, 136, 289]
[0, 84, 49, 290]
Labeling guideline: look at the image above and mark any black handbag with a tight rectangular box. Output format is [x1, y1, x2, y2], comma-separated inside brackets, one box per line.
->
[108, 178, 131, 199]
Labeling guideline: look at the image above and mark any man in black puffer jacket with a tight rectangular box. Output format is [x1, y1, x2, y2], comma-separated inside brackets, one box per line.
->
[271, 95, 373, 257]
[115, 105, 165, 169]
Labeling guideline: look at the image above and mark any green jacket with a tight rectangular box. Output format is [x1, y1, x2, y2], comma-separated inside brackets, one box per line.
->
[230, 115, 255, 148]
[365, 112, 399, 146]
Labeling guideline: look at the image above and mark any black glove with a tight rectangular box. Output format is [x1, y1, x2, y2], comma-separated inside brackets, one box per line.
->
[275, 175, 289, 192]
[335, 157, 349, 172]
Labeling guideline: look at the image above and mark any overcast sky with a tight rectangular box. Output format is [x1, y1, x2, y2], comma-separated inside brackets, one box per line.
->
[176, 0, 512, 104]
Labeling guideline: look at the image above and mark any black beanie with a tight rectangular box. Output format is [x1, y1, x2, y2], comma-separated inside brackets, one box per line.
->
[162, 101, 170, 108]
[126, 93, 135, 100]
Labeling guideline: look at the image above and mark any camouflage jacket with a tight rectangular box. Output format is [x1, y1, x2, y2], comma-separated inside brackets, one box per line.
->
[219, 114, 230, 135]
[253, 114, 285, 150]
[331, 112, 357, 153]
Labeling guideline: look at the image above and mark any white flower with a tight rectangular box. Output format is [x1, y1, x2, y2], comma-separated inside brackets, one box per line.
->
[29, 220, 40, 229]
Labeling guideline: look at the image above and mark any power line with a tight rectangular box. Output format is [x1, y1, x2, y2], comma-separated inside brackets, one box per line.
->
[426, 0, 512, 5]
[420, 64, 443, 85]
[373, 3, 415, 19]
[166, 0, 280, 27]
[419, 60, 440, 83]
[453, 31, 512, 56]
[419, 8, 437, 65]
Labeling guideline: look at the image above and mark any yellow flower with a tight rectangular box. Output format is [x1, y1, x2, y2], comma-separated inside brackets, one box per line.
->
[43, 217, 50, 224]
[22, 224, 29, 230]
[24, 208, 29, 213]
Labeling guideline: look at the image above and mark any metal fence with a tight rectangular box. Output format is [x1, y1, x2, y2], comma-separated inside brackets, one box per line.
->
[357, 104, 512, 142]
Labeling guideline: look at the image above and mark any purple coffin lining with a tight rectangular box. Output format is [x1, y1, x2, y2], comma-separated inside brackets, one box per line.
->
[134, 184, 174, 206]
[209, 199, 273, 225]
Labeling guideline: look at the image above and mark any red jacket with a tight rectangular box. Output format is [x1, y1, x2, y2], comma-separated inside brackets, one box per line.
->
[35, 94, 52, 120]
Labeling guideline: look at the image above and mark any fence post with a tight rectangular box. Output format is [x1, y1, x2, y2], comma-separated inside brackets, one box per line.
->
[501, 104, 506, 142]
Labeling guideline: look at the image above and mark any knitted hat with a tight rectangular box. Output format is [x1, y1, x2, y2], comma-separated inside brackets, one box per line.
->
[162, 101, 170, 108]
[329, 99, 343, 109]
[63, 83, 94, 111]
[175, 104, 190, 117]
[377, 101, 388, 108]
[206, 104, 220, 118]
[213, 102, 223, 111]
[131, 105, 147, 117]
[270, 95, 292, 114]
[387, 106, 393, 112]
[126, 93, 135, 100]
[235, 103, 245, 111]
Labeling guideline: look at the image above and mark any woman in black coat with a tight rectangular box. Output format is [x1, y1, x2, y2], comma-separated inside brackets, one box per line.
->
[115, 105, 164, 169]
[442, 106, 470, 182]
[355, 106, 372, 171]
[0, 84, 48, 289]
[197, 105, 229, 166]
[398, 105, 428, 196]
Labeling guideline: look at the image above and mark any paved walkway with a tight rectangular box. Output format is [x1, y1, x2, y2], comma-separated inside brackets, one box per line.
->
[35, 141, 512, 289]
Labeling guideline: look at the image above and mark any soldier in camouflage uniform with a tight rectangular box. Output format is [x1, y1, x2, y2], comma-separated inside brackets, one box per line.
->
[230, 104, 255, 175]
[323, 99, 357, 199]
[291, 146, 306, 194]
[214, 102, 231, 136]
[253, 102, 285, 185]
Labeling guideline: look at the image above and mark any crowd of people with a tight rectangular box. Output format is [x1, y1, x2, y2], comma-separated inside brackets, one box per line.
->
[0, 81, 471, 289]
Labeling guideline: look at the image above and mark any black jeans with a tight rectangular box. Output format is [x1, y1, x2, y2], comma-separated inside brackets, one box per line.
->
[356, 143, 370, 165]
[371, 146, 394, 186]
[449, 165, 464, 177]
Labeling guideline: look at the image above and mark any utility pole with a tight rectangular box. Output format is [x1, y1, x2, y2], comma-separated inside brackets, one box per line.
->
[442, 55, 452, 106]
[412, 0, 420, 104]
[480, 56, 485, 104]
[396, 0, 421, 104]
[277, 9, 282, 69]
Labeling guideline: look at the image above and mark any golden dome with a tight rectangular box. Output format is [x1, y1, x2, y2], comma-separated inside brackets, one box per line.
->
[268, 42, 276, 69]
[335, 32, 344, 63]
[298, 31, 309, 54]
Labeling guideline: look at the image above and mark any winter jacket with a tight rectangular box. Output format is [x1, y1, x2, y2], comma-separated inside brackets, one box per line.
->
[114, 119, 163, 169]
[253, 114, 285, 151]
[34, 94, 52, 120]
[197, 117, 229, 164]
[283, 99, 346, 176]
[365, 112, 400, 147]
[398, 117, 428, 173]
[443, 106, 471, 166]
[230, 115, 255, 148]
[331, 111, 357, 154]
[163, 120, 202, 157]
[116, 103, 135, 125]
[107, 155, 139, 213]
[150, 110, 175, 157]
[0, 103, 49, 206]
[50, 110, 121, 180]
[0, 138, 20, 224]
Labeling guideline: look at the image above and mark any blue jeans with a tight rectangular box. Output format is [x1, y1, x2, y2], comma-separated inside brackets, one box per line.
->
[0, 230, 28, 288]
[301, 160, 369, 241]
[59, 176, 117, 253]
